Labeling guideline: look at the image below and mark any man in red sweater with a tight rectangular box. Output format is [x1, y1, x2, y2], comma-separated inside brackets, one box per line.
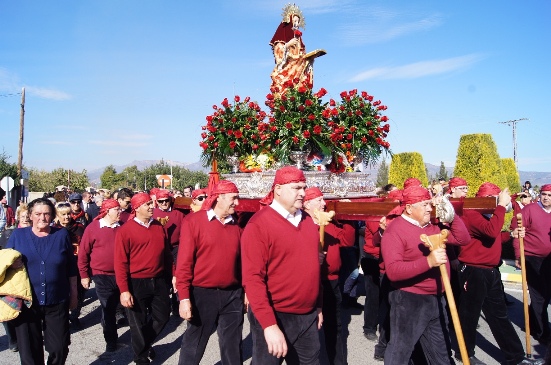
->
[302, 187, 355, 365]
[513, 183, 551, 346]
[153, 189, 185, 316]
[78, 199, 121, 352]
[114, 192, 173, 365]
[175, 180, 243, 365]
[459, 183, 542, 365]
[381, 185, 471, 364]
[242, 166, 322, 364]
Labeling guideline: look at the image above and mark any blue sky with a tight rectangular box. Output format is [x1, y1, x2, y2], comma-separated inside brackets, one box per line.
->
[1, 1, 549, 173]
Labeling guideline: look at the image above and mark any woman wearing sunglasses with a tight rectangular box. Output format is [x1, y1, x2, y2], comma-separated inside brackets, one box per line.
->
[190, 189, 208, 213]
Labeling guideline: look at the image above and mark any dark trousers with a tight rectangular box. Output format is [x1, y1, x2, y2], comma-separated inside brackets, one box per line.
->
[384, 290, 453, 365]
[170, 245, 180, 313]
[525, 255, 551, 341]
[12, 301, 70, 365]
[321, 279, 345, 365]
[374, 274, 392, 359]
[178, 286, 243, 365]
[93, 274, 120, 344]
[458, 265, 525, 365]
[361, 255, 380, 334]
[248, 308, 320, 365]
[126, 277, 170, 364]
[69, 271, 85, 322]
[2, 320, 17, 348]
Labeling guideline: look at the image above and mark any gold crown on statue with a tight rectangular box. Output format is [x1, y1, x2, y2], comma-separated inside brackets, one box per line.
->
[281, 3, 305, 28]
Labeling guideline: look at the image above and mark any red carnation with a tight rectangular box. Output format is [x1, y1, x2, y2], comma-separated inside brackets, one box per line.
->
[313, 125, 322, 135]
[234, 130, 243, 138]
[286, 122, 292, 129]
[347, 134, 353, 140]
[234, 95, 240, 102]
[298, 86, 307, 93]
[229, 141, 237, 149]
[292, 136, 299, 144]
[303, 131, 311, 138]
[330, 99, 336, 106]
[305, 99, 313, 106]
[308, 114, 316, 121]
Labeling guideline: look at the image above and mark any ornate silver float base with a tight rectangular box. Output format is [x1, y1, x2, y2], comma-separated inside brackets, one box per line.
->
[222, 170, 376, 199]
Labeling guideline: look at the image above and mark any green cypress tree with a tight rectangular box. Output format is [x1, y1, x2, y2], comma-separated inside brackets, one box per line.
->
[376, 159, 389, 188]
[453, 134, 508, 197]
[388, 152, 429, 189]
[501, 158, 521, 193]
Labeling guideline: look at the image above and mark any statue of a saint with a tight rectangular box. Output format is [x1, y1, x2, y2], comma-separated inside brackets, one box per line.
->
[269, 3, 325, 96]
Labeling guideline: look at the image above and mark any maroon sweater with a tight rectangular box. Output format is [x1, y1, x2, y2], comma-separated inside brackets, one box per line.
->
[381, 216, 470, 295]
[512, 202, 551, 258]
[241, 206, 321, 329]
[323, 221, 355, 281]
[114, 219, 173, 293]
[175, 211, 242, 299]
[459, 205, 506, 268]
[363, 217, 383, 258]
[153, 207, 185, 246]
[78, 220, 119, 278]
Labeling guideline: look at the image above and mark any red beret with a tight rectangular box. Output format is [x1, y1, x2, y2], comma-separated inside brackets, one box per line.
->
[131, 192, 152, 211]
[404, 178, 422, 189]
[541, 184, 551, 192]
[156, 189, 172, 200]
[201, 180, 239, 211]
[476, 182, 501, 197]
[448, 177, 468, 190]
[192, 188, 207, 199]
[304, 187, 323, 202]
[260, 166, 306, 206]
[386, 189, 403, 202]
[402, 186, 432, 205]
[94, 199, 120, 221]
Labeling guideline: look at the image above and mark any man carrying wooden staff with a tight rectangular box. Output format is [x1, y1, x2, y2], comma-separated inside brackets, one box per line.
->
[381, 185, 471, 364]
[512, 184, 551, 347]
[457, 182, 543, 365]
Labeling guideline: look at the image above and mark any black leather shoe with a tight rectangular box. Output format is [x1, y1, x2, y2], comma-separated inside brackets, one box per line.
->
[455, 355, 486, 365]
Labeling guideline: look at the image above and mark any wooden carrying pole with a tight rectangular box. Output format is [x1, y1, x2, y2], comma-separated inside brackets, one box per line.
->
[517, 213, 532, 358]
[420, 230, 470, 365]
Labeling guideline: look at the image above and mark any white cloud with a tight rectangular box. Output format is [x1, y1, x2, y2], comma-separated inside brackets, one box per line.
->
[25, 86, 72, 101]
[349, 54, 485, 81]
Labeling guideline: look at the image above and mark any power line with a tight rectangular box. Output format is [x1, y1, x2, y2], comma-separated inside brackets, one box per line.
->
[0, 92, 22, 98]
[499, 118, 529, 166]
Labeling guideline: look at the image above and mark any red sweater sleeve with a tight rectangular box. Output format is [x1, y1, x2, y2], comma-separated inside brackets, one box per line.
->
[78, 221, 96, 279]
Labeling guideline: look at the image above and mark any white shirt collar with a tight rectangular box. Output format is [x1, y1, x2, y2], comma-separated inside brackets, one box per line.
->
[270, 199, 302, 227]
[206, 209, 234, 225]
[133, 217, 154, 228]
[99, 218, 120, 228]
[401, 213, 430, 228]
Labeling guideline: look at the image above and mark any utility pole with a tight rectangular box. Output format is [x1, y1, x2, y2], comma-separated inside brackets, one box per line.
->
[499, 118, 528, 166]
[18, 87, 25, 177]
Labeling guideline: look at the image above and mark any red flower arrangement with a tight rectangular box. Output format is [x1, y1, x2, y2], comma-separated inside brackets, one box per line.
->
[328, 89, 391, 168]
[199, 95, 268, 167]
[264, 80, 332, 163]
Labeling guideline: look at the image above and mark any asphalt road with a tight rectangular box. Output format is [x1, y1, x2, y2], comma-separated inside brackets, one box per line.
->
[0, 282, 548, 364]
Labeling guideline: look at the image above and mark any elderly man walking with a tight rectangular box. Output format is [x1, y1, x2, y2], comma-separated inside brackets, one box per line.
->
[381, 186, 471, 364]
[242, 166, 322, 365]
[114, 193, 173, 364]
[512, 184, 551, 346]
[175, 180, 243, 365]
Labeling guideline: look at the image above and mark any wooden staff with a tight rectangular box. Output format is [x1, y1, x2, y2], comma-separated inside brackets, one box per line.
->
[517, 213, 532, 358]
[420, 230, 470, 365]
[313, 210, 335, 252]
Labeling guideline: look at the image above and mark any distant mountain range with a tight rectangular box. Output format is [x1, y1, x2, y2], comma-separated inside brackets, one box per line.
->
[87, 160, 551, 188]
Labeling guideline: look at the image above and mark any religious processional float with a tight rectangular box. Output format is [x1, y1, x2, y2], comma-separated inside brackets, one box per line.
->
[199, 4, 391, 199]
